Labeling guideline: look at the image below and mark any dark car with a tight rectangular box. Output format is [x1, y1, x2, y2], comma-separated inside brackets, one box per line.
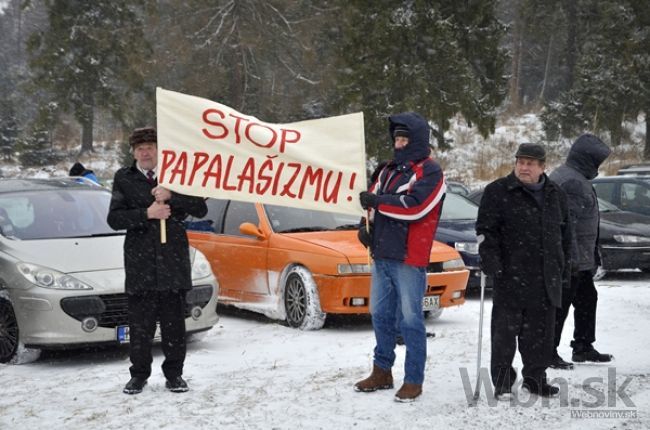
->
[592, 176, 650, 216]
[617, 163, 650, 176]
[597, 198, 650, 275]
[468, 188, 650, 276]
[435, 193, 491, 290]
[446, 180, 471, 197]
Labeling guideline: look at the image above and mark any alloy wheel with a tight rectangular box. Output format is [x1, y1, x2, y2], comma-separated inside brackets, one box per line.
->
[285, 274, 307, 327]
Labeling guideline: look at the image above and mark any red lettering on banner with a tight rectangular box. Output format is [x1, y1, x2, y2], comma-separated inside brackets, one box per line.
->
[202, 109, 228, 140]
[200, 109, 302, 154]
[256, 157, 274, 195]
[163, 150, 351, 205]
[159, 150, 177, 183]
[323, 171, 343, 203]
[223, 155, 237, 191]
[229, 113, 249, 144]
[169, 151, 188, 185]
[298, 166, 323, 200]
[202, 154, 223, 188]
[279, 129, 301, 153]
[188, 152, 209, 186]
[280, 163, 302, 198]
[238, 158, 256, 193]
[245, 122, 277, 149]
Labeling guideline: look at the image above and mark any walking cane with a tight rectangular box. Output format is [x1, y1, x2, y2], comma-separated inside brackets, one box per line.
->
[472, 235, 486, 403]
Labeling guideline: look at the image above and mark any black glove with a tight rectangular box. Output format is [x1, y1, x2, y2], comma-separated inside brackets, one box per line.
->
[357, 225, 373, 248]
[359, 191, 378, 209]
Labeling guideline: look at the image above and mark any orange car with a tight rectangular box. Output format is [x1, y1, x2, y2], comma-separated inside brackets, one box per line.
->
[187, 200, 469, 330]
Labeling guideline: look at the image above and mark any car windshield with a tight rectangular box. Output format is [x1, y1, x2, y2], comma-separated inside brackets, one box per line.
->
[0, 189, 122, 240]
[264, 204, 360, 233]
[441, 193, 478, 220]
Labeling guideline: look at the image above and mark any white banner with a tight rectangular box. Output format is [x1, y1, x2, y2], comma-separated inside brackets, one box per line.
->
[156, 88, 367, 215]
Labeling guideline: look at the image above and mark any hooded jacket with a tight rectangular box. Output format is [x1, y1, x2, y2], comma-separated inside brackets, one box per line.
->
[368, 112, 446, 267]
[549, 134, 611, 271]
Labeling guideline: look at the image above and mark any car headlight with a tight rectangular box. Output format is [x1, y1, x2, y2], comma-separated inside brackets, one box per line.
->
[454, 242, 479, 255]
[442, 258, 465, 271]
[613, 234, 650, 244]
[337, 263, 371, 274]
[16, 262, 93, 290]
[191, 249, 213, 280]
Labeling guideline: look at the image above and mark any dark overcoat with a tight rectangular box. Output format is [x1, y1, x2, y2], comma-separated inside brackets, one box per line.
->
[107, 163, 207, 295]
[476, 172, 571, 308]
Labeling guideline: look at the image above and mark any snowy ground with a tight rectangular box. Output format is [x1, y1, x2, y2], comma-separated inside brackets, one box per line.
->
[1, 273, 649, 430]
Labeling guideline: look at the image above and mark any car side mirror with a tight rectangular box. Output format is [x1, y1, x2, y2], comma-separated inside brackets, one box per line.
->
[239, 222, 266, 239]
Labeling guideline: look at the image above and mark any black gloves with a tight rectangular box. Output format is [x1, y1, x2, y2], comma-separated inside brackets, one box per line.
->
[359, 191, 378, 209]
[357, 225, 373, 248]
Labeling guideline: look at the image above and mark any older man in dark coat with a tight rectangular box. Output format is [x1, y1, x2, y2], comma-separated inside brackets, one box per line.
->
[549, 134, 612, 369]
[476, 143, 571, 398]
[107, 127, 207, 394]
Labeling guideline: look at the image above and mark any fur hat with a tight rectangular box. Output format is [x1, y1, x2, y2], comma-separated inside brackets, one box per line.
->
[129, 127, 157, 147]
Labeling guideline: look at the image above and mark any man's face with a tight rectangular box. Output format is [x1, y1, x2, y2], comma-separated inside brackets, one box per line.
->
[394, 136, 409, 150]
[514, 157, 544, 184]
[133, 142, 157, 171]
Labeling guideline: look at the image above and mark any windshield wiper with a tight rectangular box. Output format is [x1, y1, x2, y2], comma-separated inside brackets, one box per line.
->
[333, 223, 361, 230]
[279, 227, 329, 233]
[68, 232, 126, 238]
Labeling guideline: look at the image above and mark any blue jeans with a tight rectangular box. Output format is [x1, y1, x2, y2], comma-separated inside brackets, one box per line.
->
[370, 258, 427, 385]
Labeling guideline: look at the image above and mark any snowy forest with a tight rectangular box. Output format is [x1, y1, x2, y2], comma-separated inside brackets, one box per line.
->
[0, 0, 648, 172]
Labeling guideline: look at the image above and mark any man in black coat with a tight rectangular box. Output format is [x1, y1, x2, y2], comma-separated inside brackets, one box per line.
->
[549, 134, 612, 369]
[476, 143, 571, 398]
[107, 127, 207, 394]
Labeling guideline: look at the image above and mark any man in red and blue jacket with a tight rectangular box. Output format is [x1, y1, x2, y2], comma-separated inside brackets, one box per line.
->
[354, 112, 446, 403]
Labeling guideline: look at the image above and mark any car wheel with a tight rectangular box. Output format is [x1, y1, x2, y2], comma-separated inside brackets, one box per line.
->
[423, 308, 444, 320]
[0, 298, 41, 364]
[0, 298, 18, 363]
[283, 266, 326, 330]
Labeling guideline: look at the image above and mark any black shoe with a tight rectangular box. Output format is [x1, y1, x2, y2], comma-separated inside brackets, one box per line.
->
[166, 376, 189, 393]
[522, 378, 559, 397]
[123, 377, 147, 395]
[549, 352, 574, 370]
[494, 386, 512, 400]
[572, 346, 613, 363]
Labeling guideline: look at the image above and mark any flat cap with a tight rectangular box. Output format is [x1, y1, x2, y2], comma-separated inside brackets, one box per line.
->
[515, 143, 546, 161]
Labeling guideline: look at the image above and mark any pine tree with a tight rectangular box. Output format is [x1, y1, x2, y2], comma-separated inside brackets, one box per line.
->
[27, 0, 151, 154]
[333, 0, 508, 160]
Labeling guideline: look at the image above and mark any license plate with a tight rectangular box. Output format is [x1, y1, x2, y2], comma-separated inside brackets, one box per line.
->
[117, 324, 161, 344]
[422, 295, 440, 311]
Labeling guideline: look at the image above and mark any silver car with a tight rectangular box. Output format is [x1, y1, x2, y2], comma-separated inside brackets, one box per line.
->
[0, 178, 219, 364]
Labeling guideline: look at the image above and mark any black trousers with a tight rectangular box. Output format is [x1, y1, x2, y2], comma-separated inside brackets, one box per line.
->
[490, 296, 556, 390]
[554, 270, 598, 350]
[127, 290, 186, 380]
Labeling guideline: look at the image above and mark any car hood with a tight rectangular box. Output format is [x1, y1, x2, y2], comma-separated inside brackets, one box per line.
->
[600, 210, 650, 236]
[0, 235, 125, 273]
[284, 229, 461, 262]
[286, 230, 366, 258]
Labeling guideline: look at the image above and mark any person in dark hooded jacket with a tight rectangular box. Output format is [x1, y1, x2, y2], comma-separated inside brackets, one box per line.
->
[353, 112, 446, 403]
[549, 134, 613, 369]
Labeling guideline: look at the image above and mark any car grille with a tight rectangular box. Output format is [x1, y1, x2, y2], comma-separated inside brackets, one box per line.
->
[60, 286, 214, 328]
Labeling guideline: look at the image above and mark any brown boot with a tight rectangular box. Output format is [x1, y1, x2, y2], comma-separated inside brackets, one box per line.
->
[354, 364, 393, 392]
[394, 383, 422, 402]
